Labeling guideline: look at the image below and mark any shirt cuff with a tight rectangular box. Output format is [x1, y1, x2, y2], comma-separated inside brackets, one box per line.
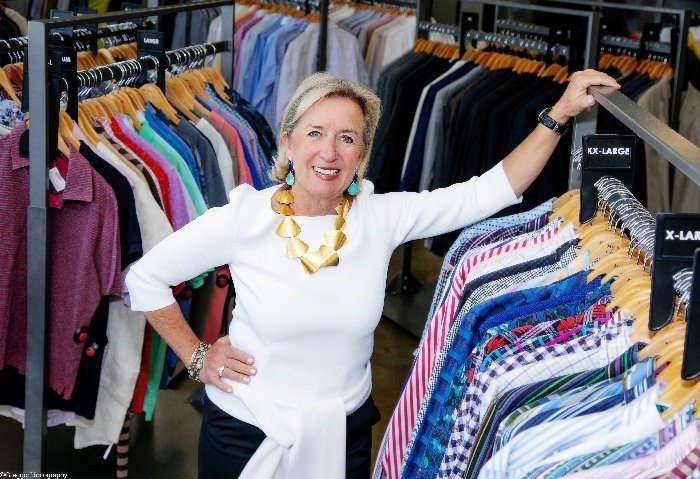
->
[124, 266, 177, 312]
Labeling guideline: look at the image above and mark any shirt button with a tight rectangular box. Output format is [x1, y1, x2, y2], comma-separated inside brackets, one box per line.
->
[180, 285, 193, 299]
[85, 342, 99, 357]
[216, 274, 231, 288]
[73, 326, 89, 343]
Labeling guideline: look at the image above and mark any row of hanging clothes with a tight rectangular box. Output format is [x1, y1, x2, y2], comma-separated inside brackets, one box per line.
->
[327, 0, 417, 88]
[0, 32, 276, 453]
[368, 16, 699, 257]
[374, 175, 700, 479]
[367, 20, 577, 256]
[204, 0, 416, 135]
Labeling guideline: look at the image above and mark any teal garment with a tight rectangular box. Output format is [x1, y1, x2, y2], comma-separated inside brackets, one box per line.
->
[137, 113, 207, 215]
[143, 331, 167, 421]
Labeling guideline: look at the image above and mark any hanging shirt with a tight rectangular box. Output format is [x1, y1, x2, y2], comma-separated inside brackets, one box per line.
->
[275, 22, 368, 132]
[0, 124, 121, 399]
[479, 384, 663, 479]
[195, 117, 238, 192]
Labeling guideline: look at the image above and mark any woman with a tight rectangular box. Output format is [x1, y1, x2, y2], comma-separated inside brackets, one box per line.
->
[125, 69, 619, 478]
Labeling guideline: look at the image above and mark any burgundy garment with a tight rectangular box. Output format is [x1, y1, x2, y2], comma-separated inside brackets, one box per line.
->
[0, 124, 122, 399]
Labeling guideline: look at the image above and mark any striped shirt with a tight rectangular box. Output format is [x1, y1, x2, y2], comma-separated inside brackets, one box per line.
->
[380, 224, 572, 479]
[463, 344, 643, 478]
[401, 241, 580, 479]
[440, 313, 633, 477]
[524, 404, 693, 478]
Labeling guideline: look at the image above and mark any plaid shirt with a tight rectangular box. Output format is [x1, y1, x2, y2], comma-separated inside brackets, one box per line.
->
[0, 99, 24, 131]
[381, 224, 575, 479]
[402, 241, 580, 479]
[471, 296, 612, 385]
[528, 405, 696, 479]
[463, 344, 643, 478]
[439, 314, 633, 477]
[437, 283, 618, 476]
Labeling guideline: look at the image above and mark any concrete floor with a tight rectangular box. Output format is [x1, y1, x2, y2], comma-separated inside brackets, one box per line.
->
[0, 242, 440, 478]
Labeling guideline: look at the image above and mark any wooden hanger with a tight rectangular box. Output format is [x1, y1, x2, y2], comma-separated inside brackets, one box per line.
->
[59, 110, 80, 151]
[202, 67, 235, 107]
[114, 90, 142, 130]
[165, 77, 202, 122]
[0, 65, 20, 106]
[77, 107, 100, 146]
[552, 189, 579, 214]
[554, 66, 570, 84]
[139, 83, 180, 125]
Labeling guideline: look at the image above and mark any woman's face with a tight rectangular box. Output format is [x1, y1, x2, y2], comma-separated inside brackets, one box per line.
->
[282, 96, 365, 212]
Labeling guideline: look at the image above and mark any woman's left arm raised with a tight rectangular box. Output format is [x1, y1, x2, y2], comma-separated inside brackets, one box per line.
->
[502, 69, 620, 197]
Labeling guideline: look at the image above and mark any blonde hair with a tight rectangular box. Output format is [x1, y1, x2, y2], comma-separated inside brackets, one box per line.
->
[270, 72, 382, 184]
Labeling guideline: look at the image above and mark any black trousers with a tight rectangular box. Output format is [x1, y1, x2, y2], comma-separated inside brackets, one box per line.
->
[199, 394, 381, 479]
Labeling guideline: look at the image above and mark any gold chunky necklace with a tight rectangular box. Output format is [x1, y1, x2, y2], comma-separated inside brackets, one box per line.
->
[274, 187, 350, 275]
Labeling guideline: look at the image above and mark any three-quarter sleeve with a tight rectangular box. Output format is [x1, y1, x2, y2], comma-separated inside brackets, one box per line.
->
[125, 186, 245, 312]
[368, 162, 522, 248]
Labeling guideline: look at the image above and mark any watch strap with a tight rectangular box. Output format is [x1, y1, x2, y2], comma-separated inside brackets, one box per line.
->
[538, 107, 569, 135]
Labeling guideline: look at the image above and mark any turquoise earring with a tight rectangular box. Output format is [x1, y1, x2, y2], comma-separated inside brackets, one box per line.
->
[285, 160, 295, 186]
[347, 174, 359, 196]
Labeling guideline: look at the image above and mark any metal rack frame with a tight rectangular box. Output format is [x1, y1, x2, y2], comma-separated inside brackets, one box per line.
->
[23, 0, 235, 473]
[588, 86, 700, 186]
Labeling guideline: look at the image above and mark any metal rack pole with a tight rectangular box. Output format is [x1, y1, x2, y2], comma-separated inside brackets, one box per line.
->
[221, 2, 235, 85]
[589, 86, 700, 186]
[24, 1, 237, 473]
[318, 0, 329, 70]
[24, 20, 50, 474]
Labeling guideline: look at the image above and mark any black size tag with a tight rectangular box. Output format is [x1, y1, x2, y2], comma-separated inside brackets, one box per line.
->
[137, 30, 165, 90]
[579, 134, 636, 223]
[58, 46, 77, 120]
[650, 213, 700, 330]
[682, 248, 700, 379]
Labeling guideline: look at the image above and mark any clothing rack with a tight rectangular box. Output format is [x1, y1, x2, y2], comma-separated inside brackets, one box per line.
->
[75, 41, 229, 87]
[0, 20, 156, 63]
[417, 20, 459, 37]
[359, 0, 416, 11]
[384, 0, 600, 338]
[23, 1, 235, 473]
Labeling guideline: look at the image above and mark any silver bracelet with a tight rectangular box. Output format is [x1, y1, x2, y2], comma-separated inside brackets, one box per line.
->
[188, 342, 212, 382]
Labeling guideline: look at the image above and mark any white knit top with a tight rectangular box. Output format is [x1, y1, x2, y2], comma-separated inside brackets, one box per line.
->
[125, 162, 520, 477]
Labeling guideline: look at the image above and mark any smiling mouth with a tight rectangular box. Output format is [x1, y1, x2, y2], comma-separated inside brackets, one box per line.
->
[313, 166, 340, 176]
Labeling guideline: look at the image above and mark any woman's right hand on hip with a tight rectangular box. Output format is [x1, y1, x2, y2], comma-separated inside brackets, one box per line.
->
[201, 336, 256, 393]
